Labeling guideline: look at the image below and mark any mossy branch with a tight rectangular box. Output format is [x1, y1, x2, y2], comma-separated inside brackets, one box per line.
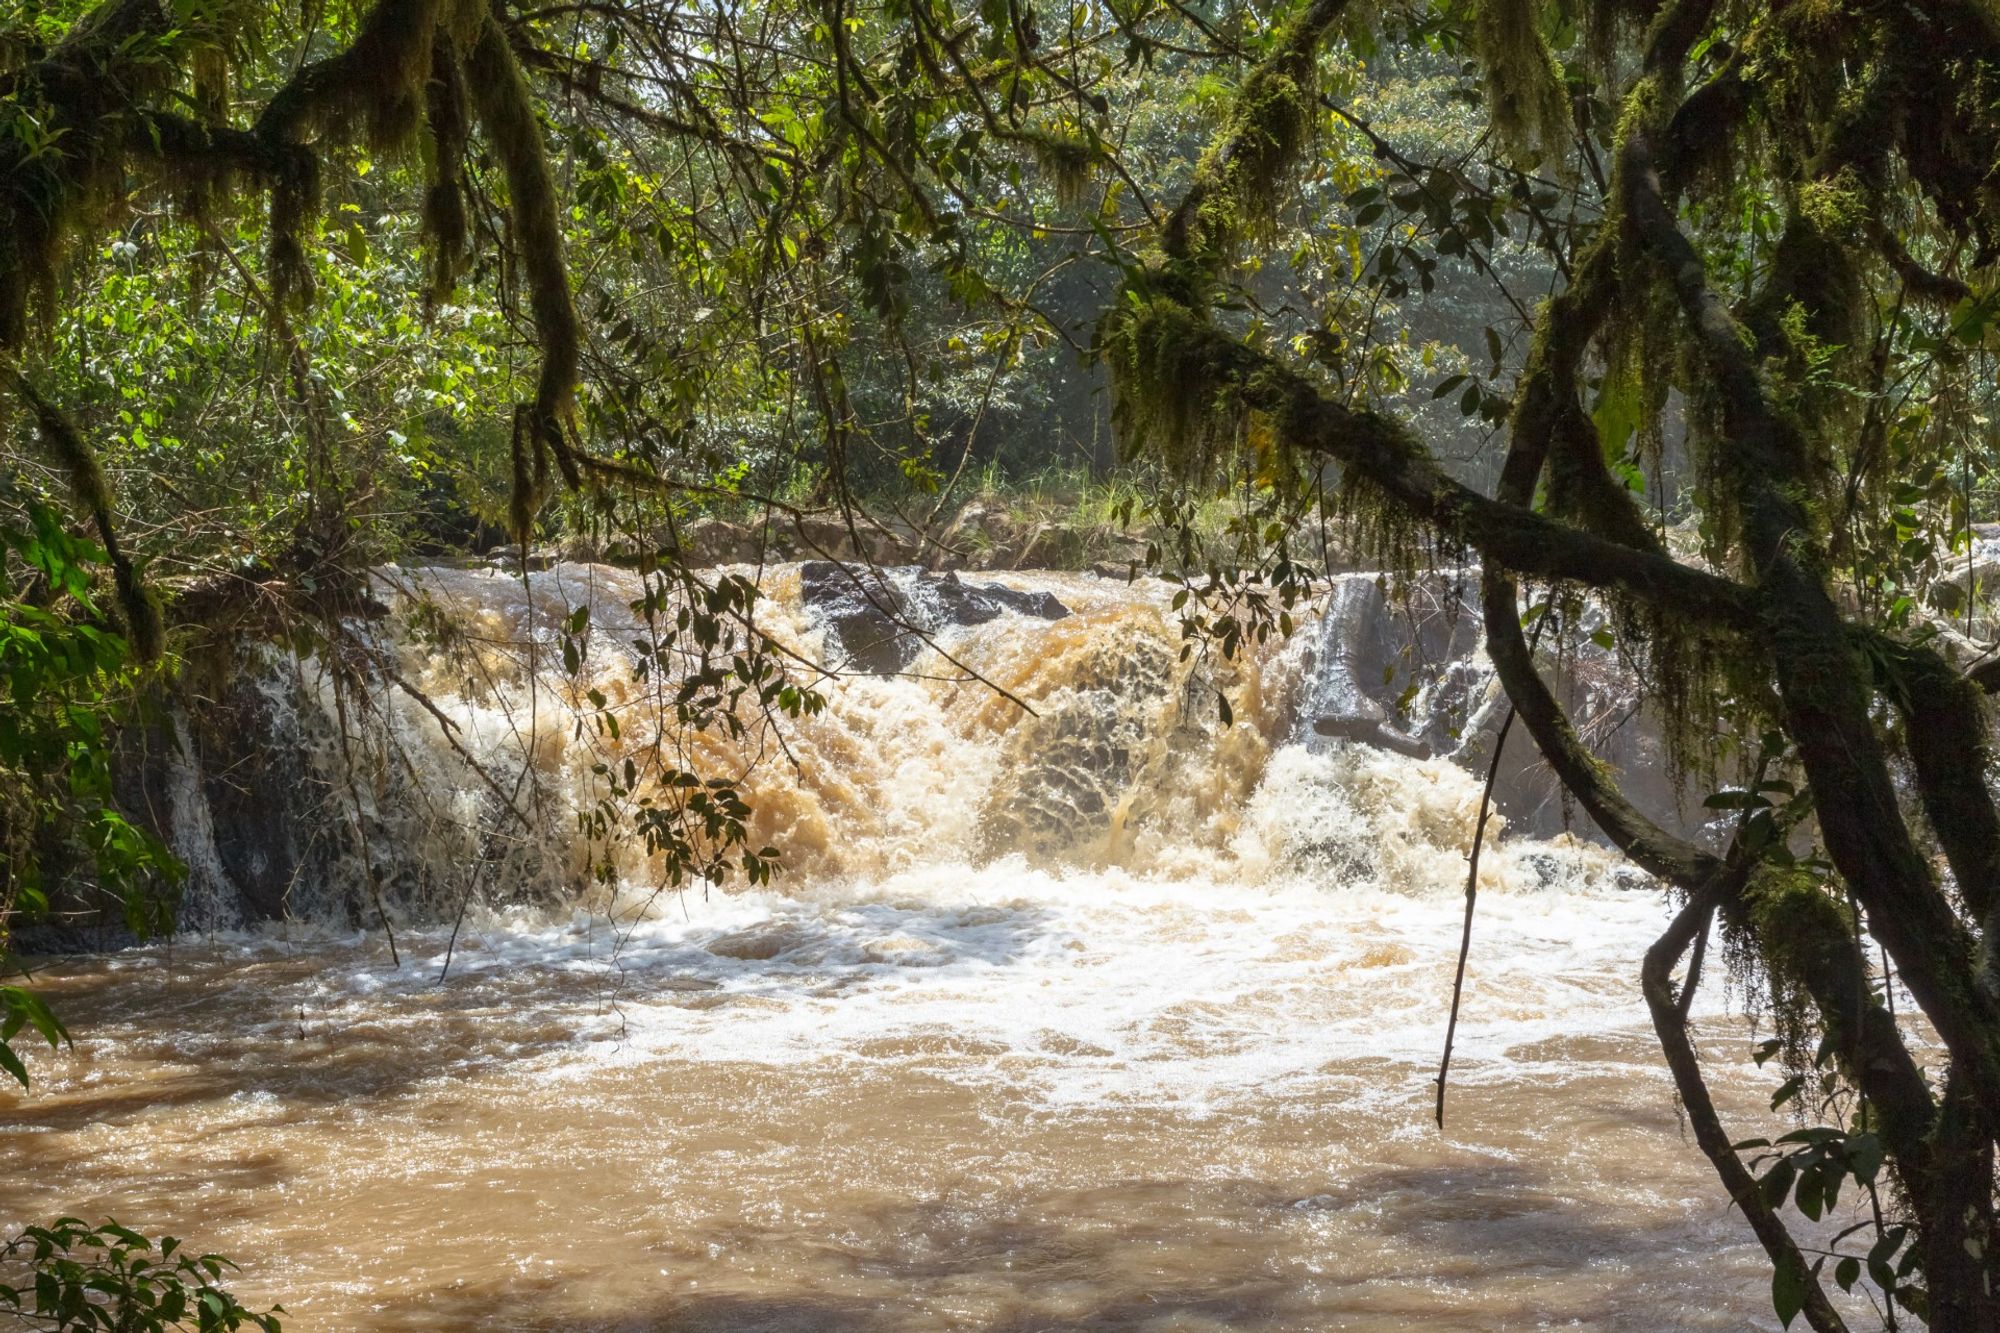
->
[4, 368, 163, 661]
[1861, 631, 2000, 966]
[1100, 287, 1762, 629]
[1477, 568, 1717, 884]
[255, 0, 453, 148]
[466, 10, 584, 538]
[1623, 124, 2000, 1128]
[1160, 0, 1353, 267]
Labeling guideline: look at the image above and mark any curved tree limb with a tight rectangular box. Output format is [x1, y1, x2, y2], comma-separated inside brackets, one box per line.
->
[3, 368, 163, 662]
[1621, 125, 2000, 1127]
[1643, 886, 1850, 1333]
[1859, 632, 2000, 933]
[1137, 316, 1763, 630]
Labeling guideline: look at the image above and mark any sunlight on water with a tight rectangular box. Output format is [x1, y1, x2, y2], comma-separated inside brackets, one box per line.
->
[2, 564, 1849, 1330]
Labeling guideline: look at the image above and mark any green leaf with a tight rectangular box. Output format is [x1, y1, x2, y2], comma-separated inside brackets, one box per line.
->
[0, 1040, 28, 1089]
[1772, 1255, 1807, 1327]
[1846, 1131, 1883, 1184]
[1760, 1156, 1796, 1209]
[0, 988, 66, 1049]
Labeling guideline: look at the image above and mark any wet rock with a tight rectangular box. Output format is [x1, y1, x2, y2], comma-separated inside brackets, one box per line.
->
[1311, 708, 1431, 759]
[706, 921, 815, 961]
[1301, 575, 1479, 762]
[799, 561, 1068, 674]
[918, 569, 1069, 625]
[56, 667, 330, 940]
[798, 562, 917, 674]
[1295, 571, 1706, 849]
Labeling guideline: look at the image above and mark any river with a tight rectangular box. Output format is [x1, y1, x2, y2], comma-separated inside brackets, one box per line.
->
[2, 564, 1834, 1329]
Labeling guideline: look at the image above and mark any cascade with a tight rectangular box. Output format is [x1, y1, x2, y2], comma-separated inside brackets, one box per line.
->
[123, 560, 1671, 930]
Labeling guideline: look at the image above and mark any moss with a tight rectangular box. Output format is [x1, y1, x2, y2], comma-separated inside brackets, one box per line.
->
[1211, 64, 1314, 228]
[259, 0, 445, 149]
[1474, 0, 1572, 171]
[509, 409, 539, 544]
[1022, 129, 1095, 211]
[267, 149, 322, 309]
[1163, 0, 1329, 266]
[1099, 266, 1242, 483]
[1747, 216, 1864, 357]
[420, 34, 471, 308]
[1735, 865, 1856, 1064]
[1797, 166, 1867, 233]
[466, 12, 583, 524]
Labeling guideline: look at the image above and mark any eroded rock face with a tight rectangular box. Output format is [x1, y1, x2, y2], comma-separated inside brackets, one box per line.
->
[1302, 575, 1481, 763]
[22, 665, 329, 951]
[1297, 571, 1703, 848]
[798, 562, 1068, 674]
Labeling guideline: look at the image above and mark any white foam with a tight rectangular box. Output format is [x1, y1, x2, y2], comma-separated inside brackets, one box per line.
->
[138, 564, 1700, 1118]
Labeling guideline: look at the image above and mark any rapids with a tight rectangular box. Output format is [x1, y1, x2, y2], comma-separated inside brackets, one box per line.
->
[3, 564, 1856, 1329]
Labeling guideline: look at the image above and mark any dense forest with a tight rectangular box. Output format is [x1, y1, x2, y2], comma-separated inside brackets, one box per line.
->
[7, 0, 2000, 1327]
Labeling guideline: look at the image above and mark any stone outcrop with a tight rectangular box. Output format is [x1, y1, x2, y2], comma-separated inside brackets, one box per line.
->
[798, 561, 1068, 674]
[1298, 572, 1701, 846]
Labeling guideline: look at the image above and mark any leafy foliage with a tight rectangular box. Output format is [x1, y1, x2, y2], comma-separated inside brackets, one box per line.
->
[0, 1219, 280, 1332]
[0, 494, 179, 1088]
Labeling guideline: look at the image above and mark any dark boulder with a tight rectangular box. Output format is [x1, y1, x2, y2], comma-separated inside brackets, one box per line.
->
[915, 570, 1069, 626]
[799, 562, 1068, 674]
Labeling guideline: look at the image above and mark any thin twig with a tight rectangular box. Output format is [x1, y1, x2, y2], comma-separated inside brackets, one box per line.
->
[1436, 704, 1514, 1130]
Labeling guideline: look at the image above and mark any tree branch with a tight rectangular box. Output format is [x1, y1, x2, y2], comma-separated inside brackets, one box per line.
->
[1643, 886, 1850, 1333]
[1622, 124, 2000, 1125]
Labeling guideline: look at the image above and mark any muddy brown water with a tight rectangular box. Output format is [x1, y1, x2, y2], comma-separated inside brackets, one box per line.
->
[1, 568, 1863, 1328]
[4, 888, 1838, 1331]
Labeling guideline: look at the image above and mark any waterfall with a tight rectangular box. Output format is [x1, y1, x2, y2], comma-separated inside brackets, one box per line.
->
[120, 559, 1678, 934]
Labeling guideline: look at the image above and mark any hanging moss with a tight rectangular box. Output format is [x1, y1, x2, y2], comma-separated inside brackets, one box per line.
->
[1099, 268, 1241, 484]
[259, 0, 444, 149]
[1474, 0, 1572, 171]
[0, 0, 180, 351]
[508, 408, 539, 546]
[1021, 129, 1095, 211]
[266, 149, 322, 310]
[1206, 64, 1314, 229]
[1162, 0, 1335, 267]
[420, 34, 472, 309]
[465, 11, 584, 537]
[1725, 867, 1853, 1066]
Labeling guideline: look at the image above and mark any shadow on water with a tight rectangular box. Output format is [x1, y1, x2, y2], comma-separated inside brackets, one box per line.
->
[344, 1171, 1785, 1332]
